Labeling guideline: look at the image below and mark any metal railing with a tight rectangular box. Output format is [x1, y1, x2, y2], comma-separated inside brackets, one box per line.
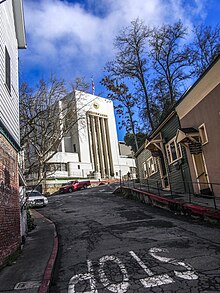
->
[120, 177, 220, 210]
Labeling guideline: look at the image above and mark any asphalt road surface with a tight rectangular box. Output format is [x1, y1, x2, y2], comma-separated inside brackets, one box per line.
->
[40, 184, 220, 293]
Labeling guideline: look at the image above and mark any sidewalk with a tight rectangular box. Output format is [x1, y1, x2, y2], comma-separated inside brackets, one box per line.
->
[147, 187, 220, 210]
[115, 185, 220, 222]
[0, 210, 58, 293]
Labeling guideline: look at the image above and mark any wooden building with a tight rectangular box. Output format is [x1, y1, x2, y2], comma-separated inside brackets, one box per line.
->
[176, 55, 220, 197]
[0, 0, 26, 267]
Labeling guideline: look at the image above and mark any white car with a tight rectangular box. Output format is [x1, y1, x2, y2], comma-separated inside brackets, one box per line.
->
[26, 190, 48, 208]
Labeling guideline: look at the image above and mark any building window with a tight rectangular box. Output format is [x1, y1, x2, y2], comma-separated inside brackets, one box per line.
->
[78, 165, 80, 169]
[5, 47, 11, 93]
[46, 163, 67, 172]
[166, 137, 182, 164]
[199, 123, 208, 145]
[60, 163, 67, 171]
[130, 167, 136, 174]
[73, 144, 76, 152]
[146, 157, 157, 177]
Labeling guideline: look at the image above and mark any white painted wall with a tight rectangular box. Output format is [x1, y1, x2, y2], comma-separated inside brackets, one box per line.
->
[48, 151, 93, 178]
[75, 91, 122, 168]
[117, 157, 136, 178]
[0, 0, 20, 144]
[49, 152, 79, 163]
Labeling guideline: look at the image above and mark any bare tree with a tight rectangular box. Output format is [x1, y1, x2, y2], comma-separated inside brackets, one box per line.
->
[103, 18, 154, 131]
[141, 77, 171, 127]
[150, 21, 191, 106]
[102, 19, 219, 136]
[189, 24, 220, 76]
[20, 76, 89, 184]
[101, 77, 140, 151]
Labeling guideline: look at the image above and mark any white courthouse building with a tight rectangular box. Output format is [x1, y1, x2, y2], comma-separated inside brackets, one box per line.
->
[48, 91, 136, 180]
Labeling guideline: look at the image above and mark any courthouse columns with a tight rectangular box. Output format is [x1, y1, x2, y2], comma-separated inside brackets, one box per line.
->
[100, 117, 110, 178]
[87, 113, 114, 178]
[94, 116, 105, 177]
[104, 118, 114, 177]
[89, 115, 99, 172]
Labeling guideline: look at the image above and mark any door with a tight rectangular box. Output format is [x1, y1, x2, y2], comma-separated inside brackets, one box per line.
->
[158, 154, 169, 189]
[192, 153, 210, 194]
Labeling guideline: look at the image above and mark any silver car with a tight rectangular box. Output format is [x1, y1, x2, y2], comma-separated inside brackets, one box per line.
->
[26, 190, 48, 208]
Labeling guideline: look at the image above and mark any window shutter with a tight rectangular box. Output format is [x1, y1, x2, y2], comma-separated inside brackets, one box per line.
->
[5, 47, 11, 92]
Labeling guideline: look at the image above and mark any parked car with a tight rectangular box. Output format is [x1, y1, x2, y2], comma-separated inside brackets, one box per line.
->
[59, 180, 91, 193]
[26, 190, 48, 208]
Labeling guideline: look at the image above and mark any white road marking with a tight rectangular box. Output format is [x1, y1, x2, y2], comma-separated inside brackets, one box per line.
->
[129, 251, 154, 276]
[99, 255, 129, 293]
[140, 274, 174, 288]
[68, 248, 198, 292]
[68, 260, 97, 293]
[14, 281, 40, 290]
[149, 248, 198, 280]
[129, 251, 174, 288]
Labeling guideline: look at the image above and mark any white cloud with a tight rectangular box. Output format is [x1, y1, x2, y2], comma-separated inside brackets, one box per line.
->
[21, 0, 208, 84]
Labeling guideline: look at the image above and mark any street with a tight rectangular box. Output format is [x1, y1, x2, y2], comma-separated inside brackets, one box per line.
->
[40, 184, 220, 293]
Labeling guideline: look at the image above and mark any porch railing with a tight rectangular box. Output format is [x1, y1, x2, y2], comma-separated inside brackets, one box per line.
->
[120, 177, 220, 210]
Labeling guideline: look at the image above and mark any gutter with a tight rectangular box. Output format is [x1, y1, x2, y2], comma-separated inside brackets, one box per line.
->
[12, 0, 27, 49]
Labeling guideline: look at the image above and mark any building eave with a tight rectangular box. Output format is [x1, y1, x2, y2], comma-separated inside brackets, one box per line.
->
[134, 144, 144, 157]
[176, 128, 199, 145]
[0, 119, 21, 151]
[12, 0, 27, 49]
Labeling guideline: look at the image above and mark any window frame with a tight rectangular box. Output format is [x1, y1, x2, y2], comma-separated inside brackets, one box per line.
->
[199, 123, 208, 145]
[46, 163, 67, 172]
[146, 156, 158, 177]
[165, 137, 182, 165]
[143, 161, 147, 178]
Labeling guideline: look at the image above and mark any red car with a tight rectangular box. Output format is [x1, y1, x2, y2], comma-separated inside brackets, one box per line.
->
[59, 180, 91, 193]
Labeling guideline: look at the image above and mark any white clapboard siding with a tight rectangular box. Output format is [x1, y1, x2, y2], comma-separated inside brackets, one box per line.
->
[0, 0, 20, 145]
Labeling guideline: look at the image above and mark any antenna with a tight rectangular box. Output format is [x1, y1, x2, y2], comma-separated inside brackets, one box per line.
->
[91, 77, 95, 95]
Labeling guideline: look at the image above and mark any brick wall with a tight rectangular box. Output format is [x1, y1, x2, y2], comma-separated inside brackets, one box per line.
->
[0, 134, 20, 267]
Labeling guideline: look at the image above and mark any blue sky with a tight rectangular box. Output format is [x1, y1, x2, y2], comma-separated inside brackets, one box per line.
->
[19, 0, 220, 140]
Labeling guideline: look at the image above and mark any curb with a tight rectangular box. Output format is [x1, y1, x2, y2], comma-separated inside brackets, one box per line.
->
[114, 186, 220, 222]
[31, 210, 58, 293]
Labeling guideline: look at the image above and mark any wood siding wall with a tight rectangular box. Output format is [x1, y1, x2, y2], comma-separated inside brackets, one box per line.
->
[0, 1, 20, 145]
[136, 115, 193, 194]
[160, 114, 192, 193]
[136, 147, 161, 184]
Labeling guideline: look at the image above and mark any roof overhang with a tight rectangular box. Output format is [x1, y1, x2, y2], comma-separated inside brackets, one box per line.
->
[176, 128, 199, 145]
[12, 0, 26, 49]
[145, 139, 162, 156]
[149, 111, 176, 138]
